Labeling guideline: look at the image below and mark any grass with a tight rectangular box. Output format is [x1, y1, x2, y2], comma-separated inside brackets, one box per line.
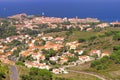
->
[68, 31, 101, 41]
[55, 72, 100, 80]
[16, 65, 29, 80]
[16, 65, 100, 80]
[4, 64, 10, 80]
[67, 62, 120, 80]
[44, 31, 67, 37]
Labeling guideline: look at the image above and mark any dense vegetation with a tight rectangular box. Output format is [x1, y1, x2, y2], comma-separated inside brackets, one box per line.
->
[0, 62, 9, 80]
[21, 67, 72, 80]
[0, 26, 17, 38]
[21, 68, 52, 80]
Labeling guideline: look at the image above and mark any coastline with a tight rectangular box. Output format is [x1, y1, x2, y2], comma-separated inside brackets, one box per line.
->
[0, 13, 117, 23]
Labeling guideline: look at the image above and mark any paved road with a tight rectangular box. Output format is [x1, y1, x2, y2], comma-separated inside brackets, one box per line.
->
[68, 70, 106, 80]
[10, 65, 19, 80]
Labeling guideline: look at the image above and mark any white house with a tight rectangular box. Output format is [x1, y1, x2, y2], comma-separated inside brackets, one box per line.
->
[89, 50, 101, 58]
[79, 56, 91, 63]
[75, 50, 84, 55]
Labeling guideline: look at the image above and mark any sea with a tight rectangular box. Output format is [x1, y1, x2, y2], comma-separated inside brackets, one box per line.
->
[0, 0, 120, 22]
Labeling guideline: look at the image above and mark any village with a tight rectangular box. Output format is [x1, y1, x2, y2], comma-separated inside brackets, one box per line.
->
[0, 13, 119, 75]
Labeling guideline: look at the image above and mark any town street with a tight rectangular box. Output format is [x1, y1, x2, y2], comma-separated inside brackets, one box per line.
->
[10, 65, 18, 80]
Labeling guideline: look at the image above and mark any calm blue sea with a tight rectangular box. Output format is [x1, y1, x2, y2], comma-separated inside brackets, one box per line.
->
[0, 0, 120, 22]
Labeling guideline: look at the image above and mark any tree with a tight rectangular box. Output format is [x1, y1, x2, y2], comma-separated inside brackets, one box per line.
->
[16, 61, 25, 66]
[42, 49, 57, 60]
[68, 56, 78, 62]
[113, 33, 120, 41]
[13, 49, 20, 57]
[0, 62, 9, 80]
[22, 68, 53, 80]
[92, 54, 98, 60]
[78, 38, 86, 43]
[96, 65, 102, 70]
[41, 40, 46, 46]
[55, 77, 73, 80]
[33, 48, 39, 53]
[0, 26, 17, 38]
[91, 60, 101, 68]
[89, 36, 97, 41]
[113, 45, 120, 51]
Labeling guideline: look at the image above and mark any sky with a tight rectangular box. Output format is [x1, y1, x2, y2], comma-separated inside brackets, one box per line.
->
[0, 0, 119, 2]
[0, 0, 120, 4]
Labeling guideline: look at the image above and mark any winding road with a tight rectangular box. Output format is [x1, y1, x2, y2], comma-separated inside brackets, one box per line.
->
[68, 70, 106, 80]
[10, 65, 19, 80]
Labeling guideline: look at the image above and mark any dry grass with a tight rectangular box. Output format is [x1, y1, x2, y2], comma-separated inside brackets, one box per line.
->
[56, 72, 100, 80]
[67, 62, 120, 80]
[16, 65, 29, 80]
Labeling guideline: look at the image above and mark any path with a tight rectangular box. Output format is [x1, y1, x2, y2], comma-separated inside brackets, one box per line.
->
[68, 70, 106, 80]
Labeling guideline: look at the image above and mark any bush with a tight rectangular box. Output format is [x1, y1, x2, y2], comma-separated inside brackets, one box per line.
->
[78, 38, 86, 43]
[89, 36, 97, 41]
[91, 48, 120, 70]
[16, 61, 25, 66]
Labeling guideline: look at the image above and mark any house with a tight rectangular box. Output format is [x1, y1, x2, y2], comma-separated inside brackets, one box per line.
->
[111, 21, 120, 26]
[75, 50, 84, 55]
[29, 43, 34, 47]
[79, 56, 91, 63]
[0, 45, 3, 49]
[66, 25, 72, 29]
[66, 41, 80, 50]
[52, 68, 61, 74]
[97, 23, 109, 28]
[39, 54, 45, 61]
[6, 37, 11, 42]
[60, 56, 68, 64]
[41, 36, 53, 41]
[0, 22, 3, 26]
[51, 24, 58, 29]
[32, 17, 63, 24]
[0, 49, 4, 53]
[68, 18, 100, 24]
[59, 68, 68, 74]
[52, 68, 68, 74]
[89, 50, 101, 58]
[25, 61, 50, 70]
[11, 47, 17, 52]
[32, 53, 40, 60]
[38, 33, 44, 37]
[86, 28, 92, 31]
[44, 41, 63, 51]
[49, 56, 59, 61]
[32, 52, 45, 61]
[0, 46, 8, 53]
[20, 50, 32, 57]
[24, 61, 33, 68]
[54, 37, 64, 44]
[63, 52, 75, 57]
[101, 52, 110, 57]
[1, 58, 15, 65]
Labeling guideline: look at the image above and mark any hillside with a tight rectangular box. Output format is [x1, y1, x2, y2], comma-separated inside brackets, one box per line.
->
[1, 16, 120, 80]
